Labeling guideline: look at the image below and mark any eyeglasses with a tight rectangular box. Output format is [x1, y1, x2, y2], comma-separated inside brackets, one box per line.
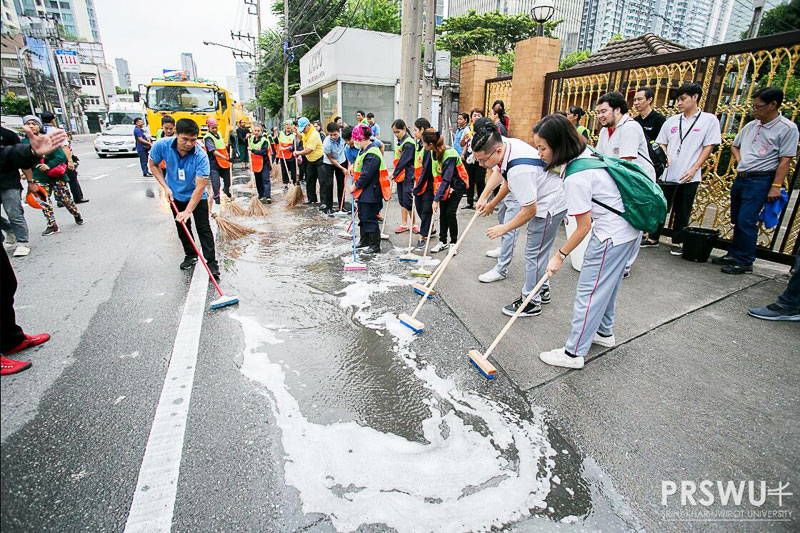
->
[475, 148, 500, 167]
[751, 102, 771, 111]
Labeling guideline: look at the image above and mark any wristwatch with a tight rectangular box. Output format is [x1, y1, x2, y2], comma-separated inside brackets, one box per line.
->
[558, 248, 568, 260]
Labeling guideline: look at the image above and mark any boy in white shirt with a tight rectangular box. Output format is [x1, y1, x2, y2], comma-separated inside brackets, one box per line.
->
[644, 83, 721, 255]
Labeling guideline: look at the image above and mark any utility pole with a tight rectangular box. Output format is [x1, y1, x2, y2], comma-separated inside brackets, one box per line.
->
[45, 40, 72, 132]
[746, 0, 766, 39]
[421, 0, 435, 120]
[398, 0, 421, 124]
[283, 0, 290, 122]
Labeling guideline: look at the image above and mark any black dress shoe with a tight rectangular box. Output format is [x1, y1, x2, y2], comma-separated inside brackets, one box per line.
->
[711, 255, 737, 265]
[303, 200, 316, 205]
[721, 263, 753, 275]
[75, 198, 90, 204]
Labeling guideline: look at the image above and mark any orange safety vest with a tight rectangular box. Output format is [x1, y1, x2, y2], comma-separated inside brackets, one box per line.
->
[277, 131, 295, 159]
[393, 135, 415, 183]
[353, 145, 391, 201]
[431, 147, 469, 201]
[249, 136, 268, 173]
[203, 132, 231, 169]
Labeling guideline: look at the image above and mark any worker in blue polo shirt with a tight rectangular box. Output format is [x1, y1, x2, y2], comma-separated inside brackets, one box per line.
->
[148, 118, 220, 280]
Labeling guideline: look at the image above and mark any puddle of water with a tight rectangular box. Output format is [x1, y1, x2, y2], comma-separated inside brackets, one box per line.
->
[215, 205, 636, 532]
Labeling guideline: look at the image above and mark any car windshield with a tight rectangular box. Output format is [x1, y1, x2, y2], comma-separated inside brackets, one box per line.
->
[103, 125, 135, 135]
[108, 112, 142, 125]
[146, 85, 217, 112]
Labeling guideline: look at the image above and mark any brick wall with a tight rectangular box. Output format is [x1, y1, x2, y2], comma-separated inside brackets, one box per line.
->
[459, 55, 498, 116]
[509, 37, 561, 144]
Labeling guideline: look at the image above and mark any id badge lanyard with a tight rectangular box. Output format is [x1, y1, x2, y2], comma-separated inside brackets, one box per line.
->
[677, 112, 701, 156]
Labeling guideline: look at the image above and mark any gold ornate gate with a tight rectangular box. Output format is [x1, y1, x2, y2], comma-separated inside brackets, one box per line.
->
[543, 32, 800, 264]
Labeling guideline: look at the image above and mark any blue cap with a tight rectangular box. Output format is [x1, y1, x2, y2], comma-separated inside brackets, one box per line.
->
[298, 117, 310, 130]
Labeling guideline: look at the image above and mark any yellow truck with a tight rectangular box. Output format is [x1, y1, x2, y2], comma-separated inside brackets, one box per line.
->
[143, 79, 235, 140]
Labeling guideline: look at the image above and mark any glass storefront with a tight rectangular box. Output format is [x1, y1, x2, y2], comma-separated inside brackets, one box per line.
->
[342, 82, 396, 150]
[320, 83, 338, 128]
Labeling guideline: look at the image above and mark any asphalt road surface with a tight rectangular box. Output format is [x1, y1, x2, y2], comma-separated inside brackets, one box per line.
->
[1, 139, 640, 532]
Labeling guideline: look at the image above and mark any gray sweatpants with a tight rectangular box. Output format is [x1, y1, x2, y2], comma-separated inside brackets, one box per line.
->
[564, 233, 638, 356]
[0, 188, 29, 243]
[496, 193, 521, 276]
[522, 209, 567, 303]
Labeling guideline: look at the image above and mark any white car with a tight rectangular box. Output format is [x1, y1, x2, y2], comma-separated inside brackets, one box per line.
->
[94, 125, 138, 157]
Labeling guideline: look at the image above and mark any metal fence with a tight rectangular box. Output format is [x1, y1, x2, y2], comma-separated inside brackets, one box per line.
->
[484, 75, 512, 116]
[543, 31, 800, 265]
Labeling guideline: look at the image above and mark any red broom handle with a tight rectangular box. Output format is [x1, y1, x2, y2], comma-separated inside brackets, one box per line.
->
[170, 199, 223, 297]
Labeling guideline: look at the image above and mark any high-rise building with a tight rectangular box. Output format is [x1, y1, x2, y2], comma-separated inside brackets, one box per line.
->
[235, 61, 255, 101]
[447, 0, 585, 57]
[115, 58, 131, 90]
[13, 0, 101, 42]
[181, 52, 198, 80]
[1, 0, 21, 33]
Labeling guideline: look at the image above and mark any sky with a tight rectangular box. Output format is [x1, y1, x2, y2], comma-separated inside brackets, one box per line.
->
[94, 0, 279, 96]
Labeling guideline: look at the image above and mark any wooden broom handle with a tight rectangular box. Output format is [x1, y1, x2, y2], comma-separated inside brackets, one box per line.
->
[420, 209, 437, 258]
[481, 272, 551, 360]
[407, 194, 416, 250]
[410, 209, 481, 318]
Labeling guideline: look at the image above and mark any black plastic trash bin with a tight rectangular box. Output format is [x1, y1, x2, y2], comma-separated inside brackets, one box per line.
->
[681, 227, 720, 262]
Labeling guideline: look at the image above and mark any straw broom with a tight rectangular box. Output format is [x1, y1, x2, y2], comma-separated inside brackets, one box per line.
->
[282, 150, 305, 208]
[223, 195, 247, 217]
[211, 213, 257, 241]
[245, 195, 270, 217]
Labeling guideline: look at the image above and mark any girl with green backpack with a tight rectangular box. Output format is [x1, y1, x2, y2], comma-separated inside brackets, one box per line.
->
[533, 114, 640, 370]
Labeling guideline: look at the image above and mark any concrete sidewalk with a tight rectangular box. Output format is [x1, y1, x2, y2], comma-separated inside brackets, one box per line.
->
[382, 205, 799, 532]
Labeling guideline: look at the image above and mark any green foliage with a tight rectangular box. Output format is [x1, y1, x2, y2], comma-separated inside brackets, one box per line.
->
[435, 10, 561, 58]
[757, 0, 800, 37]
[0, 94, 34, 116]
[497, 51, 515, 75]
[115, 86, 133, 94]
[559, 49, 591, 70]
[338, 0, 401, 33]
[610, 33, 623, 42]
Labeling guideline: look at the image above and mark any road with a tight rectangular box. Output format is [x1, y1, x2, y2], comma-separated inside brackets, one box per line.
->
[1, 138, 642, 532]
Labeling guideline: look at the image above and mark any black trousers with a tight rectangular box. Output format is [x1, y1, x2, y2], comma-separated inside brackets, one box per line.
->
[415, 190, 434, 238]
[357, 200, 382, 233]
[66, 168, 84, 202]
[439, 189, 464, 244]
[649, 181, 700, 244]
[279, 157, 297, 185]
[305, 159, 322, 203]
[173, 198, 216, 266]
[0, 247, 25, 353]
[319, 164, 334, 209]
[465, 161, 485, 205]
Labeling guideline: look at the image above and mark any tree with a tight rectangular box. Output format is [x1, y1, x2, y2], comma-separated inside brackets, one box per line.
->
[559, 49, 591, 70]
[497, 51, 514, 75]
[338, 0, 401, 33]
[757, 0, 800, 37]
[0, 94, 35, 116]
[115, 86, 132, 94]
[435, 10, 561, 58]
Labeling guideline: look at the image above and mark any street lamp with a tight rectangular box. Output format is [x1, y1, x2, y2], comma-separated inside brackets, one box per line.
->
[531, 0, 555, 37]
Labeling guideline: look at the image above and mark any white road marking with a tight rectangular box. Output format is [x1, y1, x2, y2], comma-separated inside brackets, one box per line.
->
[127, 163, 137, 168]
[90, 173, 109, 181]
[124, 266, 207, 533]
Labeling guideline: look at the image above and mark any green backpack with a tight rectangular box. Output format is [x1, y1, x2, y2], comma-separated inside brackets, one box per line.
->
[564, 148, 667, 234]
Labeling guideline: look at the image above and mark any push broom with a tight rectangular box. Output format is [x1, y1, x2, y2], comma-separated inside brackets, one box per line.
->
[411, 209, 481, 299]
[344, 183, 366, 272]
[170, 200, 239, 310]
[468, 272, 551, 379]
[333, 173, 350, 218]
[399, 195, 418, 262]
[410, 211, 438, 277]
[399, 210, 481, 332]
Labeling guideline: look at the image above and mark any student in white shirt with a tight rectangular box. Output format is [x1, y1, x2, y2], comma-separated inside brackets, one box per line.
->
[533, 114, 640, 370]
[595, 91, 656, 278]
[472, 118, 567, 317]
[644, 82, 721, 255]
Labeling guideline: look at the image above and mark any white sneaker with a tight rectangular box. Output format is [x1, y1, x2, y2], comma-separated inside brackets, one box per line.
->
[486, 247, 501, 258]
[431, 242, 449, 253]
[592, 333, 615, 347]
[479, 268, 506, 283]
[539, 347, 584, 369]
[13, 245, 31, 257]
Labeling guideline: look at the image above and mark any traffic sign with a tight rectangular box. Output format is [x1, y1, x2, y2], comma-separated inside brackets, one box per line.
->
[55, 49, 80, 73]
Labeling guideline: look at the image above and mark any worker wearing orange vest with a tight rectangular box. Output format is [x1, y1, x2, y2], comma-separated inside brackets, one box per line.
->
[411, 118, 433, 250]
[203, 118, 231, 204]
[391, 119, 416, 233]
[276, 119, 297, 190]
[422, 128, 469, 254]
[249, 123, 272, 203]
[349, 124, 390, 255]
